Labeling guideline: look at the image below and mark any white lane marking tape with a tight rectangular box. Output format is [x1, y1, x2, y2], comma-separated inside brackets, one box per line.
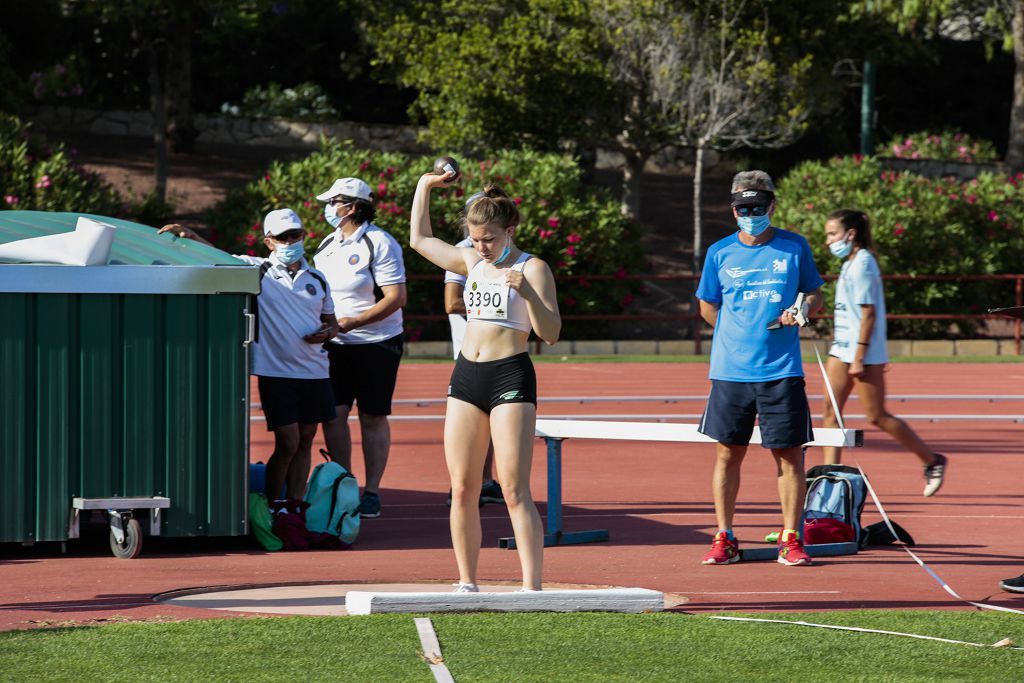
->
[857, 463, 1024, 616]
[415, 617, 455, 683]
[709, 615, 1023, 650]
[814, 344, 846, 431]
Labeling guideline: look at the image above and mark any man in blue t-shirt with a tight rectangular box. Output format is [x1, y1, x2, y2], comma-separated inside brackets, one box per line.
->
[695, 170, 824, 567]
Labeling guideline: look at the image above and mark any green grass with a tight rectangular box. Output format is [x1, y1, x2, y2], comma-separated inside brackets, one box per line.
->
[2, 611, 1022, 682]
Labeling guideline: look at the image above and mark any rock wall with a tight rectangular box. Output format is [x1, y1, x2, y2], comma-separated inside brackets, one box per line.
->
[29, 105, 430, 153]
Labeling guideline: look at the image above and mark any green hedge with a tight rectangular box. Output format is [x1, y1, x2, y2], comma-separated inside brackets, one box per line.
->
[206, 139, 646, 340]
[776, 155, 1024, 338]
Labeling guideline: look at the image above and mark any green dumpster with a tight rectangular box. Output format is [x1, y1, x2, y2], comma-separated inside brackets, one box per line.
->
[0, 211, 259, 557]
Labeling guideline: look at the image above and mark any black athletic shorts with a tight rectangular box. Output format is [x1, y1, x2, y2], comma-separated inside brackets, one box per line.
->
[257, 376, 337, 431]
[698, 377, 813, 449]
[325, 335, 403, 415]
[448, 352, 537, 413]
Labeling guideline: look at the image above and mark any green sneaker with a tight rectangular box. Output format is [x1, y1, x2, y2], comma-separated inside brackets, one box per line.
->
[764, 531, 780, 543]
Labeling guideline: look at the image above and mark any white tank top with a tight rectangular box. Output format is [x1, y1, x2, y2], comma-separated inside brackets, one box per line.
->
[464, 252, 532, 333]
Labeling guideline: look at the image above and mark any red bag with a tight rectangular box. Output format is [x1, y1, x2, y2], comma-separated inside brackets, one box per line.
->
[803, 517, 855, 544]
[271, 499, 314, 551]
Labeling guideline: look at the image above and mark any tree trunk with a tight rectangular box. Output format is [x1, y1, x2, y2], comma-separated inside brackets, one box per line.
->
[621, 150, 645, 219]
[1007, 0, 1024, 169]
[147, 43, 169, 202]
[166, 10, 198, 154]
[692, 143, 705, 275]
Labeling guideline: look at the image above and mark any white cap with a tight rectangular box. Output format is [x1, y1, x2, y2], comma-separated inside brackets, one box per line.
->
[263, 208, 303, 236]
[315, 177, 373, 202]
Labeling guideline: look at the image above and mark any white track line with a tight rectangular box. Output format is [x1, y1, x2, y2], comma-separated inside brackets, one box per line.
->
[682, 591, 841, 595]
[250, 413, 1024, 422]
[858, 463, 1024, 616]
[710, 616, 1024, 650]
[253, 394, 1024, 409]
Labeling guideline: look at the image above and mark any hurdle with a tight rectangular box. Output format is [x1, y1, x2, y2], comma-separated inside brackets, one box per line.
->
[497, 419, 863, 550]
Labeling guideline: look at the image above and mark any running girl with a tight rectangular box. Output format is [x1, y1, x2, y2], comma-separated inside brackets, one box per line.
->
[410, 169, 561, 592]
[821, 209, 947, 496]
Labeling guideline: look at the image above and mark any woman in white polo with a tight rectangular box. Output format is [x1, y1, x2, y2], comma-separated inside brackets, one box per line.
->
[159, 209, 338, 503]
[314, 177, 407, 519]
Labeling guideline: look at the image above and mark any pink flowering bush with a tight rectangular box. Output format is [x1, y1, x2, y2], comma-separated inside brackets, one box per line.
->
[776, 155, 1024, 338]
[0, 113, 175, 225]
[0, 112, 123, 215]
[207, 139, 645, 339]
[877, 130, 998, 164]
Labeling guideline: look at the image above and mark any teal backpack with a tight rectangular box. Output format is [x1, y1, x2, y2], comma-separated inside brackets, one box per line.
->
[304, 455, 360, 545]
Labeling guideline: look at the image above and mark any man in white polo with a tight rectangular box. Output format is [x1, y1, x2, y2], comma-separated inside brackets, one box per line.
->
[159, 209, 339, 502]
[314, 177, 407, 519]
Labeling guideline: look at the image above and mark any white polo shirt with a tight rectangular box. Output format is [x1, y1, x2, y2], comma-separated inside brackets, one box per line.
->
[314, 222, 406, 344]
[443, 237, 472, 359]
[235, 254, 334, 379]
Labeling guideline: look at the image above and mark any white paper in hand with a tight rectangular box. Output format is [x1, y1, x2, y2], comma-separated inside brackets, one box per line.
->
[767, 292, 809, 329]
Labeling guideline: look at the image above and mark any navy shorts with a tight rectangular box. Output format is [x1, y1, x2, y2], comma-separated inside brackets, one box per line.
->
[698, 377, 813, 449]
[448, 352, 537, 413]
[257, 376, 337, 431]
[325, 335, 403, 415]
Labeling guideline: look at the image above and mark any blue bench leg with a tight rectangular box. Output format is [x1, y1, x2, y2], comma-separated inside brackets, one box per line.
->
[499, 436, 609, 549]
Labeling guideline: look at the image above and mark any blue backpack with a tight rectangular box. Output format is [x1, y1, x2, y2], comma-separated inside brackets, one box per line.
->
[804, 465, 868, 545]
[304, 456, 360, 545]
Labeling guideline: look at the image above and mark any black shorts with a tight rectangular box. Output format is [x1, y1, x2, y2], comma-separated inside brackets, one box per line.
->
[257, 376, 337, 431]
[325, 335, 403, 415]
[448, 352, 537, 413]
[698, 377, 813, 449]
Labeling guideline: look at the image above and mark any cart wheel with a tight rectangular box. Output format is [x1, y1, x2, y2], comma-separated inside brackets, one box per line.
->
[109, 517, 143, 559]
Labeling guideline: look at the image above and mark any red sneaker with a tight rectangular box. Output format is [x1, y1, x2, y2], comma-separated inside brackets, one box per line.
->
[777, 531, 812, 566]
[702, 531, 740, 565]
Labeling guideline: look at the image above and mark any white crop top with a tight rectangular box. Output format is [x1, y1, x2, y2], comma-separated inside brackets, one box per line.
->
[464, 252, 533, 333]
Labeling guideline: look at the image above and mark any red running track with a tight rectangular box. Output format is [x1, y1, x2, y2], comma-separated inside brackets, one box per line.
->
[1, 361, 1023, 630]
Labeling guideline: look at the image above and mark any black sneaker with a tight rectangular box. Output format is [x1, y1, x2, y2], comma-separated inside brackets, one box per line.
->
[1001, 574, 1024, 593]
[923, 453, 947, 497]
[479, 480, 504, 505]
[358, 491, 381, 518]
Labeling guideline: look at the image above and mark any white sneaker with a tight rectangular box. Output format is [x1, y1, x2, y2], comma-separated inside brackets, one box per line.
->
[923, 454, 947, 497]
[514, 587, 540, 592]
[452, 582, 479, 593]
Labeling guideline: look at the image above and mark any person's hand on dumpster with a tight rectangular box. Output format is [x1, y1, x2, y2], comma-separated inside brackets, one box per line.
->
[158, 224, 213, 246]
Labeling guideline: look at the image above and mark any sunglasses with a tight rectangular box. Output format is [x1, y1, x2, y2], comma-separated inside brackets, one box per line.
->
[735, 204, 770, 217]
[271, 229, 305, 242]
[327, 198, 353, 207]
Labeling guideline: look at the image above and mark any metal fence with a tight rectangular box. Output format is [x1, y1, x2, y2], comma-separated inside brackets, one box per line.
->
[405, 273, 1024, 355]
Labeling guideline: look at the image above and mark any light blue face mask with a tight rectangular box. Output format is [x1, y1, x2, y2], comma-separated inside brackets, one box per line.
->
[324, 203, 342, 229]
[737, 214, 771, 236]
[493, 232, 512, 265]
[274, 241, 305, 265]
[829, 236, 853, 259]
